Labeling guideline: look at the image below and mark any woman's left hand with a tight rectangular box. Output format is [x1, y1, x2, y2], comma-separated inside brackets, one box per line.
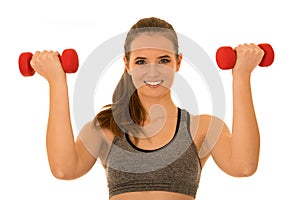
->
[232, 43, 265, 76]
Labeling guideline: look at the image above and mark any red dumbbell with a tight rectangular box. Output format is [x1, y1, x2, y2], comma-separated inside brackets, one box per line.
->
[18, 49, 79, 76]
[216, 43, 274, 70]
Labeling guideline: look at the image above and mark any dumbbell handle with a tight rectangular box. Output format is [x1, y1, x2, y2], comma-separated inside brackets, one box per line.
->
[18, 49, 79, 76]
[216, 43, 274, 70]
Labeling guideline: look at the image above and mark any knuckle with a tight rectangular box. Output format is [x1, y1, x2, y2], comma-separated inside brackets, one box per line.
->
[29, 60, 35, 67]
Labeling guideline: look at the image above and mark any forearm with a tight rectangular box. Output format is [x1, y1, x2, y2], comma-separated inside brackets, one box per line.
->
[231, 73, 260, 173]
[46, 78, 78, 177]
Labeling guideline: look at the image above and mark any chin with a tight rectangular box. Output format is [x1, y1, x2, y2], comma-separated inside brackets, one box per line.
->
[138, 87, 170, 100]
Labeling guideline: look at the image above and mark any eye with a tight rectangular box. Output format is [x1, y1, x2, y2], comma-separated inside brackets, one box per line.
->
[159, 58, 170, 64]
[135, 60, 146, 65]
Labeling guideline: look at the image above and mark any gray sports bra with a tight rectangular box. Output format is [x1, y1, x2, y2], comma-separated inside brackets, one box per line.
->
[105, 108, 202, 198]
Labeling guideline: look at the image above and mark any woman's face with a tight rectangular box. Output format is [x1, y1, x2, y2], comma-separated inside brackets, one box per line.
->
[125, 33, 182, 99]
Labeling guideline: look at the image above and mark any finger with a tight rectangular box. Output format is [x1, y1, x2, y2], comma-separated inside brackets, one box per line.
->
[31, 51, 41, 63]
[249, 43, 260, 50]
[33, 51, 41, 56]
[30, 58, 36, 70]
[235, 44, 246, 52]
[52, 51, 60, 57]
[31, 51, 40, 62]
[243, 43, 253, 50]
[235, 43, 248, 51]
[48, 50, 57, 57]
[30, 51, 43, 69]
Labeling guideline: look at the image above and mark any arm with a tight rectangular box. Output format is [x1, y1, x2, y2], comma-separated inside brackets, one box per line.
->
[30, 51, 96, 179]
[47, 78, 97, 179]
[230, 70, 260, 175]
[208, 44, 263, 176]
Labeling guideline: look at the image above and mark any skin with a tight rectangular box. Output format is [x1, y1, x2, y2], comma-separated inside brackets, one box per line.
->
[30, 34, 263, 200]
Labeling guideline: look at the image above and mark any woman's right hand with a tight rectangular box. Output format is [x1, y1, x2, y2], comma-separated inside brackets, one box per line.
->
[30, 50, 66, 84]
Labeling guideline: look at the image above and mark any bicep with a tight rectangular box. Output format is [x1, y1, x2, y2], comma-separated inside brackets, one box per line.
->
[210, 120, 233, 175]
[191, 115, 231, 170]
[74, 137, 97, 178]
[74, 121, 114, 178]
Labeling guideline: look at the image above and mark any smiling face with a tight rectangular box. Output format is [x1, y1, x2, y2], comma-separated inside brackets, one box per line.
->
[124, 33, 182, 99]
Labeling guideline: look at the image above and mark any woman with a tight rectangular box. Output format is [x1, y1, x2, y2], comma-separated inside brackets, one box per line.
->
[30, 17, 262, 200]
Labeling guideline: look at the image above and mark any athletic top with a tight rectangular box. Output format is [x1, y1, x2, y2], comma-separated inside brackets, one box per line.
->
[105, 108, 201, 198]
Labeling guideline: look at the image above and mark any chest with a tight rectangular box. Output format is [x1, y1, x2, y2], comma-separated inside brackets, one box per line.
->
[130, 116, 178, 151]
[106, 140, 201, 198]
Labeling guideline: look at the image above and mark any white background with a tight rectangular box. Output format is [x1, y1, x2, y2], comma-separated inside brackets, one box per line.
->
[1, 0, 299, 199]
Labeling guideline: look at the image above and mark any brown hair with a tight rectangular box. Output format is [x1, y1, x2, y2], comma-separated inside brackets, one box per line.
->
[95, 17, 179, 137]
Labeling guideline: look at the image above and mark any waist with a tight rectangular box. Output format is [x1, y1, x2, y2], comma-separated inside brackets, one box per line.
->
[110, 191, 195, 200]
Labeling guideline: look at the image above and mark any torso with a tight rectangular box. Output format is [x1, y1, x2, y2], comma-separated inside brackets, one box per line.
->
[103, 109, 211, 200]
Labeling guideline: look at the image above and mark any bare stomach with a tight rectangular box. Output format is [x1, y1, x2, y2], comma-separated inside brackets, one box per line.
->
[110, 191, 195, 200]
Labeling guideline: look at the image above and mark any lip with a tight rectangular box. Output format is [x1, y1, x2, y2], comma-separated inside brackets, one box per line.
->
[143, 80, 164, 88]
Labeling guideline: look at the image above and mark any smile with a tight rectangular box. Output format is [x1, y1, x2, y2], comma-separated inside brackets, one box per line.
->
[144, 80, 164, 86]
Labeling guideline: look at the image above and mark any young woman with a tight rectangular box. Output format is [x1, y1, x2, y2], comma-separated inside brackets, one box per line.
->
[30, 17, 262, 200]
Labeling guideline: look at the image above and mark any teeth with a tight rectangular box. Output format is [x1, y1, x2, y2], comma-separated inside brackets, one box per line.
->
[144, 80, 163, 86]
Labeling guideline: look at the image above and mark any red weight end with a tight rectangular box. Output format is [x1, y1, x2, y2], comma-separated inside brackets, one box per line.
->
[18, 52, 35, 76]
[61, 49, 79, 73]
[258, 43, 274, 67]
[216, 46, 236, 70]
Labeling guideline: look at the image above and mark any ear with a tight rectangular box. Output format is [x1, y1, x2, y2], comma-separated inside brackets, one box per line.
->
[175, 53, 183, 72]
[123, 55, 131, 75]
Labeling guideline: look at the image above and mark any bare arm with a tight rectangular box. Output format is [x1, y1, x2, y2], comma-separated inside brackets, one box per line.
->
[231, 71, 260, 174]
[30, 51, 96, 179]
[205, 44, 263, 176]
[47, 79, 97, 179]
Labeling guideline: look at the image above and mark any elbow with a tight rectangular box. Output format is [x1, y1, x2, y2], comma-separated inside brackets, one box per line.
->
[239, 166, 257, 177]
[51, 168, 67, 180]
[232, 163, 258, 177]
[50, 166, 77, 180]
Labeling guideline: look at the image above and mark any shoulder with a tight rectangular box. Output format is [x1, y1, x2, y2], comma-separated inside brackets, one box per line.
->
[188, 114, 210, 150]
[79, 120, 116, 144]
[77, 120, 117, 165]
[189, 114, 229, 156]
[189, 114, 226, 134]
[103, 128, 116, 144]
[189, 114, 214, 139]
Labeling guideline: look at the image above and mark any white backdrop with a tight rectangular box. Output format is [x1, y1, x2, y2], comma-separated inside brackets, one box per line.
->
[1, 0, 299, 199]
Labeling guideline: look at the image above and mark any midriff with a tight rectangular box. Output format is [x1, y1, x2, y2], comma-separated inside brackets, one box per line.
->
[110, 191, 195, 200]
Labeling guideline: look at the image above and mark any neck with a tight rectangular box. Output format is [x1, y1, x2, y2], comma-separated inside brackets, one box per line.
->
[138, 91, 177, 123]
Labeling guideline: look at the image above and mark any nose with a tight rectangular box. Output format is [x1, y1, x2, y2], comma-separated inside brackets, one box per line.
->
[147, 63, 160, 78]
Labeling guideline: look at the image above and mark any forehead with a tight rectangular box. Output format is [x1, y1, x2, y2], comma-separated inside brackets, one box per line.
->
[129, 33, 176, 55]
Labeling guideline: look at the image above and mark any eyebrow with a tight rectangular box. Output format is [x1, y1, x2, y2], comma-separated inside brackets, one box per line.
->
[158, 55, 171, 59]
[134, 57, 147, 61]
[134, 55, 171, 61]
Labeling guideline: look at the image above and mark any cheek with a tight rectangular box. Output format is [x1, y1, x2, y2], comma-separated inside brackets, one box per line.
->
[156, 64, 176, 88]
[130, 67, 147, 89]
[161, 70, 175, 89]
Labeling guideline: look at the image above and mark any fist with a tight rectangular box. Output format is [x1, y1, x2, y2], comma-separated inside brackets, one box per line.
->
[233, 43, 265, 74]
[30, 50, 65, 82]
